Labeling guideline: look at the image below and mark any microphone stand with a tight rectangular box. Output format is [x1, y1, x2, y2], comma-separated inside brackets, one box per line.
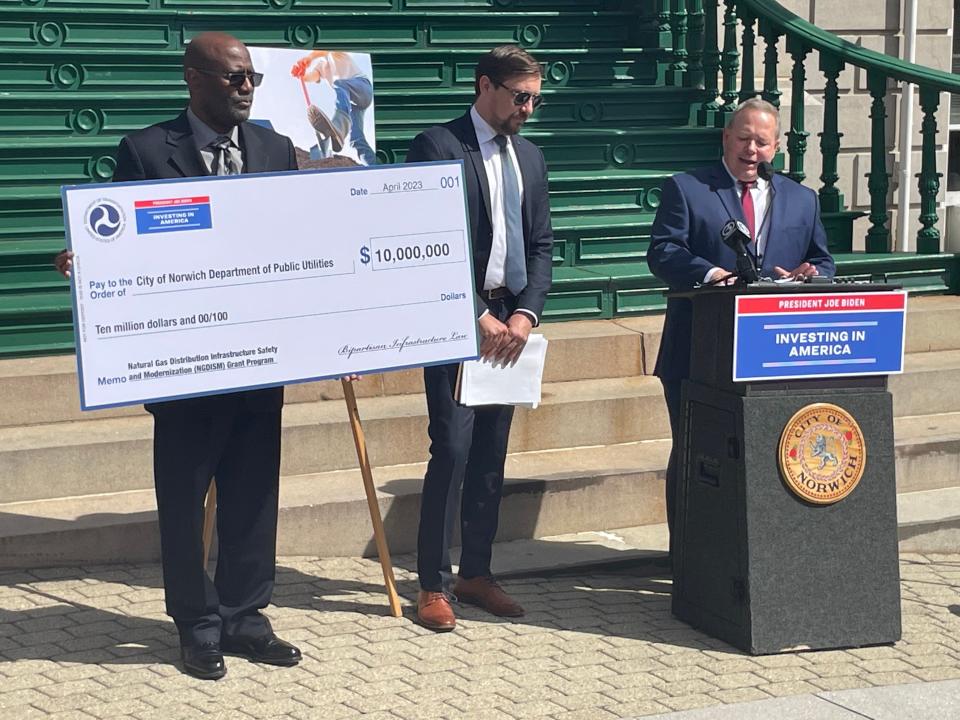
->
[733, 246, 760, 284]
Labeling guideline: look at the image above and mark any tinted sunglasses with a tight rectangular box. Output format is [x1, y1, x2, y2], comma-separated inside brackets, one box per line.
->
[192, 67, 264, 88]
[494, 81, 544, 109]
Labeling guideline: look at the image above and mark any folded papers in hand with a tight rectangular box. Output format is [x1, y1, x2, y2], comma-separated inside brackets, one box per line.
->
[457, 334, 548, 408]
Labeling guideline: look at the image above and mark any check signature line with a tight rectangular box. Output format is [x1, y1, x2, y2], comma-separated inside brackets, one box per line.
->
[346, 337, 453, 355]
[97, 298, 443, 340]
[132, 269, 357, 296]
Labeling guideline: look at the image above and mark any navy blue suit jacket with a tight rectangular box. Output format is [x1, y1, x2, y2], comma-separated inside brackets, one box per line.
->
[405, 111, 554, 322]
[647, 161, 835, 380]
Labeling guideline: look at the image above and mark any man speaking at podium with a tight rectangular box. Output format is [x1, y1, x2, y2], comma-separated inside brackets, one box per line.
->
[646, 98, 834, 546]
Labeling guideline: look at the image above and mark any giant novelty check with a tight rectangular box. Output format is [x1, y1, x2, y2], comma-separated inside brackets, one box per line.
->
[62, 161, 479, 410]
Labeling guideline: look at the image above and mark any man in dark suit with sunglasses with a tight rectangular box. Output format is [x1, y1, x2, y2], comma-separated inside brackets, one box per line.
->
[56, 32, 300, 680]
[405, 45, 554, 632]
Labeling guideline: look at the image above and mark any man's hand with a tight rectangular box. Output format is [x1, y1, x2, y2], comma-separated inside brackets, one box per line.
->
[478, 312, 511, 361]
[774, 263, 819, 281]
[54, 250, 74, 279]
[291, 57, 310, 78]
[707, 268, 736, 286]
[495, 313, 533, 365]
[340, 374, 361, 383]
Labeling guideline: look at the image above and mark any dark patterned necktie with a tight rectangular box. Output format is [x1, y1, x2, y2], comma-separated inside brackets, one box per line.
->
[210, 136, 238, 176]
[494, 135, 527, 295]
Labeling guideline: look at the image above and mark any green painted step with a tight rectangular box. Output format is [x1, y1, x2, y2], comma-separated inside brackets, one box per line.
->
[0, 292, 74, 357]
[378, 126, 722, 167]
[830, 252, 960, 295]
[0, 9, 660, 52]
[0, 274, 73, 353]
[0, 87, 707, 140]
[553, 211, 658, 231]
[0, 46, 664, 93]
[0, 324, 75, 358]
[3, 0, 658, 15]
[0, 129, 721, 210]
[0, 291, 71, 318]
[0, 275, 64, 296]
[544, 265, 616, 319]
[541, 253, 960, 320]
[554, 234, 650, 267]
[0, 125, 720, 151]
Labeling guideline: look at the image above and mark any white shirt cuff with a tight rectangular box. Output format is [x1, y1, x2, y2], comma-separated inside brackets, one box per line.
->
[514, 309, 539, 326]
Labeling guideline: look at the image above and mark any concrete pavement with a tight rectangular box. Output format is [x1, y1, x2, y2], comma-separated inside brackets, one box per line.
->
[1, 544, 959, 719]
[648, 679, 960, 718]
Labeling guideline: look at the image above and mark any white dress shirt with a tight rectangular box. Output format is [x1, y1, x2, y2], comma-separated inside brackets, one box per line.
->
[470, 106, 525, 290]
[470, 106, 537, 325]
[705, 159, 772, 283]
[724, 158, 770, 259]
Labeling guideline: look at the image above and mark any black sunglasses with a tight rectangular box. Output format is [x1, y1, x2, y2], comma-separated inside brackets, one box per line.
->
[192, 67, 264, 88]
[494, 80, 544, 109]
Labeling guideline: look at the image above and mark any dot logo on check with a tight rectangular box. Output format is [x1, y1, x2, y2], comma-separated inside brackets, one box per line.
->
[84, 198, 126, 242]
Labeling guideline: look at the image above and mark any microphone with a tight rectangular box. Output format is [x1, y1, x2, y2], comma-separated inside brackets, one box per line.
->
[720, 219, 759, 283]
[757, 161, 776, 182]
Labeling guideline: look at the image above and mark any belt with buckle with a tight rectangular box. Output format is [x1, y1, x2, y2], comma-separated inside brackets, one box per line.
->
[481, 287, 511, 301]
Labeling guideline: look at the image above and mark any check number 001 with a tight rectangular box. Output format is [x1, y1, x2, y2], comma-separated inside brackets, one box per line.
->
[362, 230, 467, 271]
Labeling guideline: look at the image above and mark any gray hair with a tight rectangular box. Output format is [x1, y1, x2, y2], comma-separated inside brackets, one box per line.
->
[726, 98, 781, 138]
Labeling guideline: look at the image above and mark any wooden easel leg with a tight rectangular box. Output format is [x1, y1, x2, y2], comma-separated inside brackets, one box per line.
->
[202, 480, 217, 568]
[341, 379, 403, 618]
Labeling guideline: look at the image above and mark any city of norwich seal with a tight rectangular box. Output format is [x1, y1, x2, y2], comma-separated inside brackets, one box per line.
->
[778, 403, 866, 504]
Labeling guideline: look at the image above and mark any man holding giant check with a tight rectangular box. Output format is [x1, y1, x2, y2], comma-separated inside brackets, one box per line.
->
[59, 30, 486, 676]
[57, 32, 304, 680]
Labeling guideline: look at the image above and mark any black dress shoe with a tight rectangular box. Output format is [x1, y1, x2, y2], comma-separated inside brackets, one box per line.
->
[181, 641, 226, 680]
[221, 632, 301, 666]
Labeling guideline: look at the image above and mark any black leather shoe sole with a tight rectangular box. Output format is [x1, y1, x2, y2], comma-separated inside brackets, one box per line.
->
[181, 648, 226, 680]
[221, 636, 302, 666]
[183, 661, 227, 680]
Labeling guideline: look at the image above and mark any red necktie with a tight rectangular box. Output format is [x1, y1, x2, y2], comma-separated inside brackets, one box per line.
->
[740, 180, 756, 242]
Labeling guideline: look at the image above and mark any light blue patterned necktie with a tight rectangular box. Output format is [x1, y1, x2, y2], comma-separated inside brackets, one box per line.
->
[494, 135, 527, 295]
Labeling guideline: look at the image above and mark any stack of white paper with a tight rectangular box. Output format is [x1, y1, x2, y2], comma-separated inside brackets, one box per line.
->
[458, 334, 548, 408]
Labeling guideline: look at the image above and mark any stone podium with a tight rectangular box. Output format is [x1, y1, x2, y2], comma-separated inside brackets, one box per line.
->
[671, 283, 903, 654]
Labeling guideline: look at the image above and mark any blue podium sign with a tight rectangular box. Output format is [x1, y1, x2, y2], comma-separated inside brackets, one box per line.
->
[732, 291, 907, 382]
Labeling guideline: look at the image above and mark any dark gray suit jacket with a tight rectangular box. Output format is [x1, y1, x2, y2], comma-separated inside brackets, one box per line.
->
[112, 111, 298, 413]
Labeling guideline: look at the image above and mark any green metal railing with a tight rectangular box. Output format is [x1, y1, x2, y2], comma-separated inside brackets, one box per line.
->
[660, 0, 960, 255]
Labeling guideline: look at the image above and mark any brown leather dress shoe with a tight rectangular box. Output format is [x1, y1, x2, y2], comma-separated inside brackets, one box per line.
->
[417, 590, 456, 631]
[453, 576, 525, 617]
